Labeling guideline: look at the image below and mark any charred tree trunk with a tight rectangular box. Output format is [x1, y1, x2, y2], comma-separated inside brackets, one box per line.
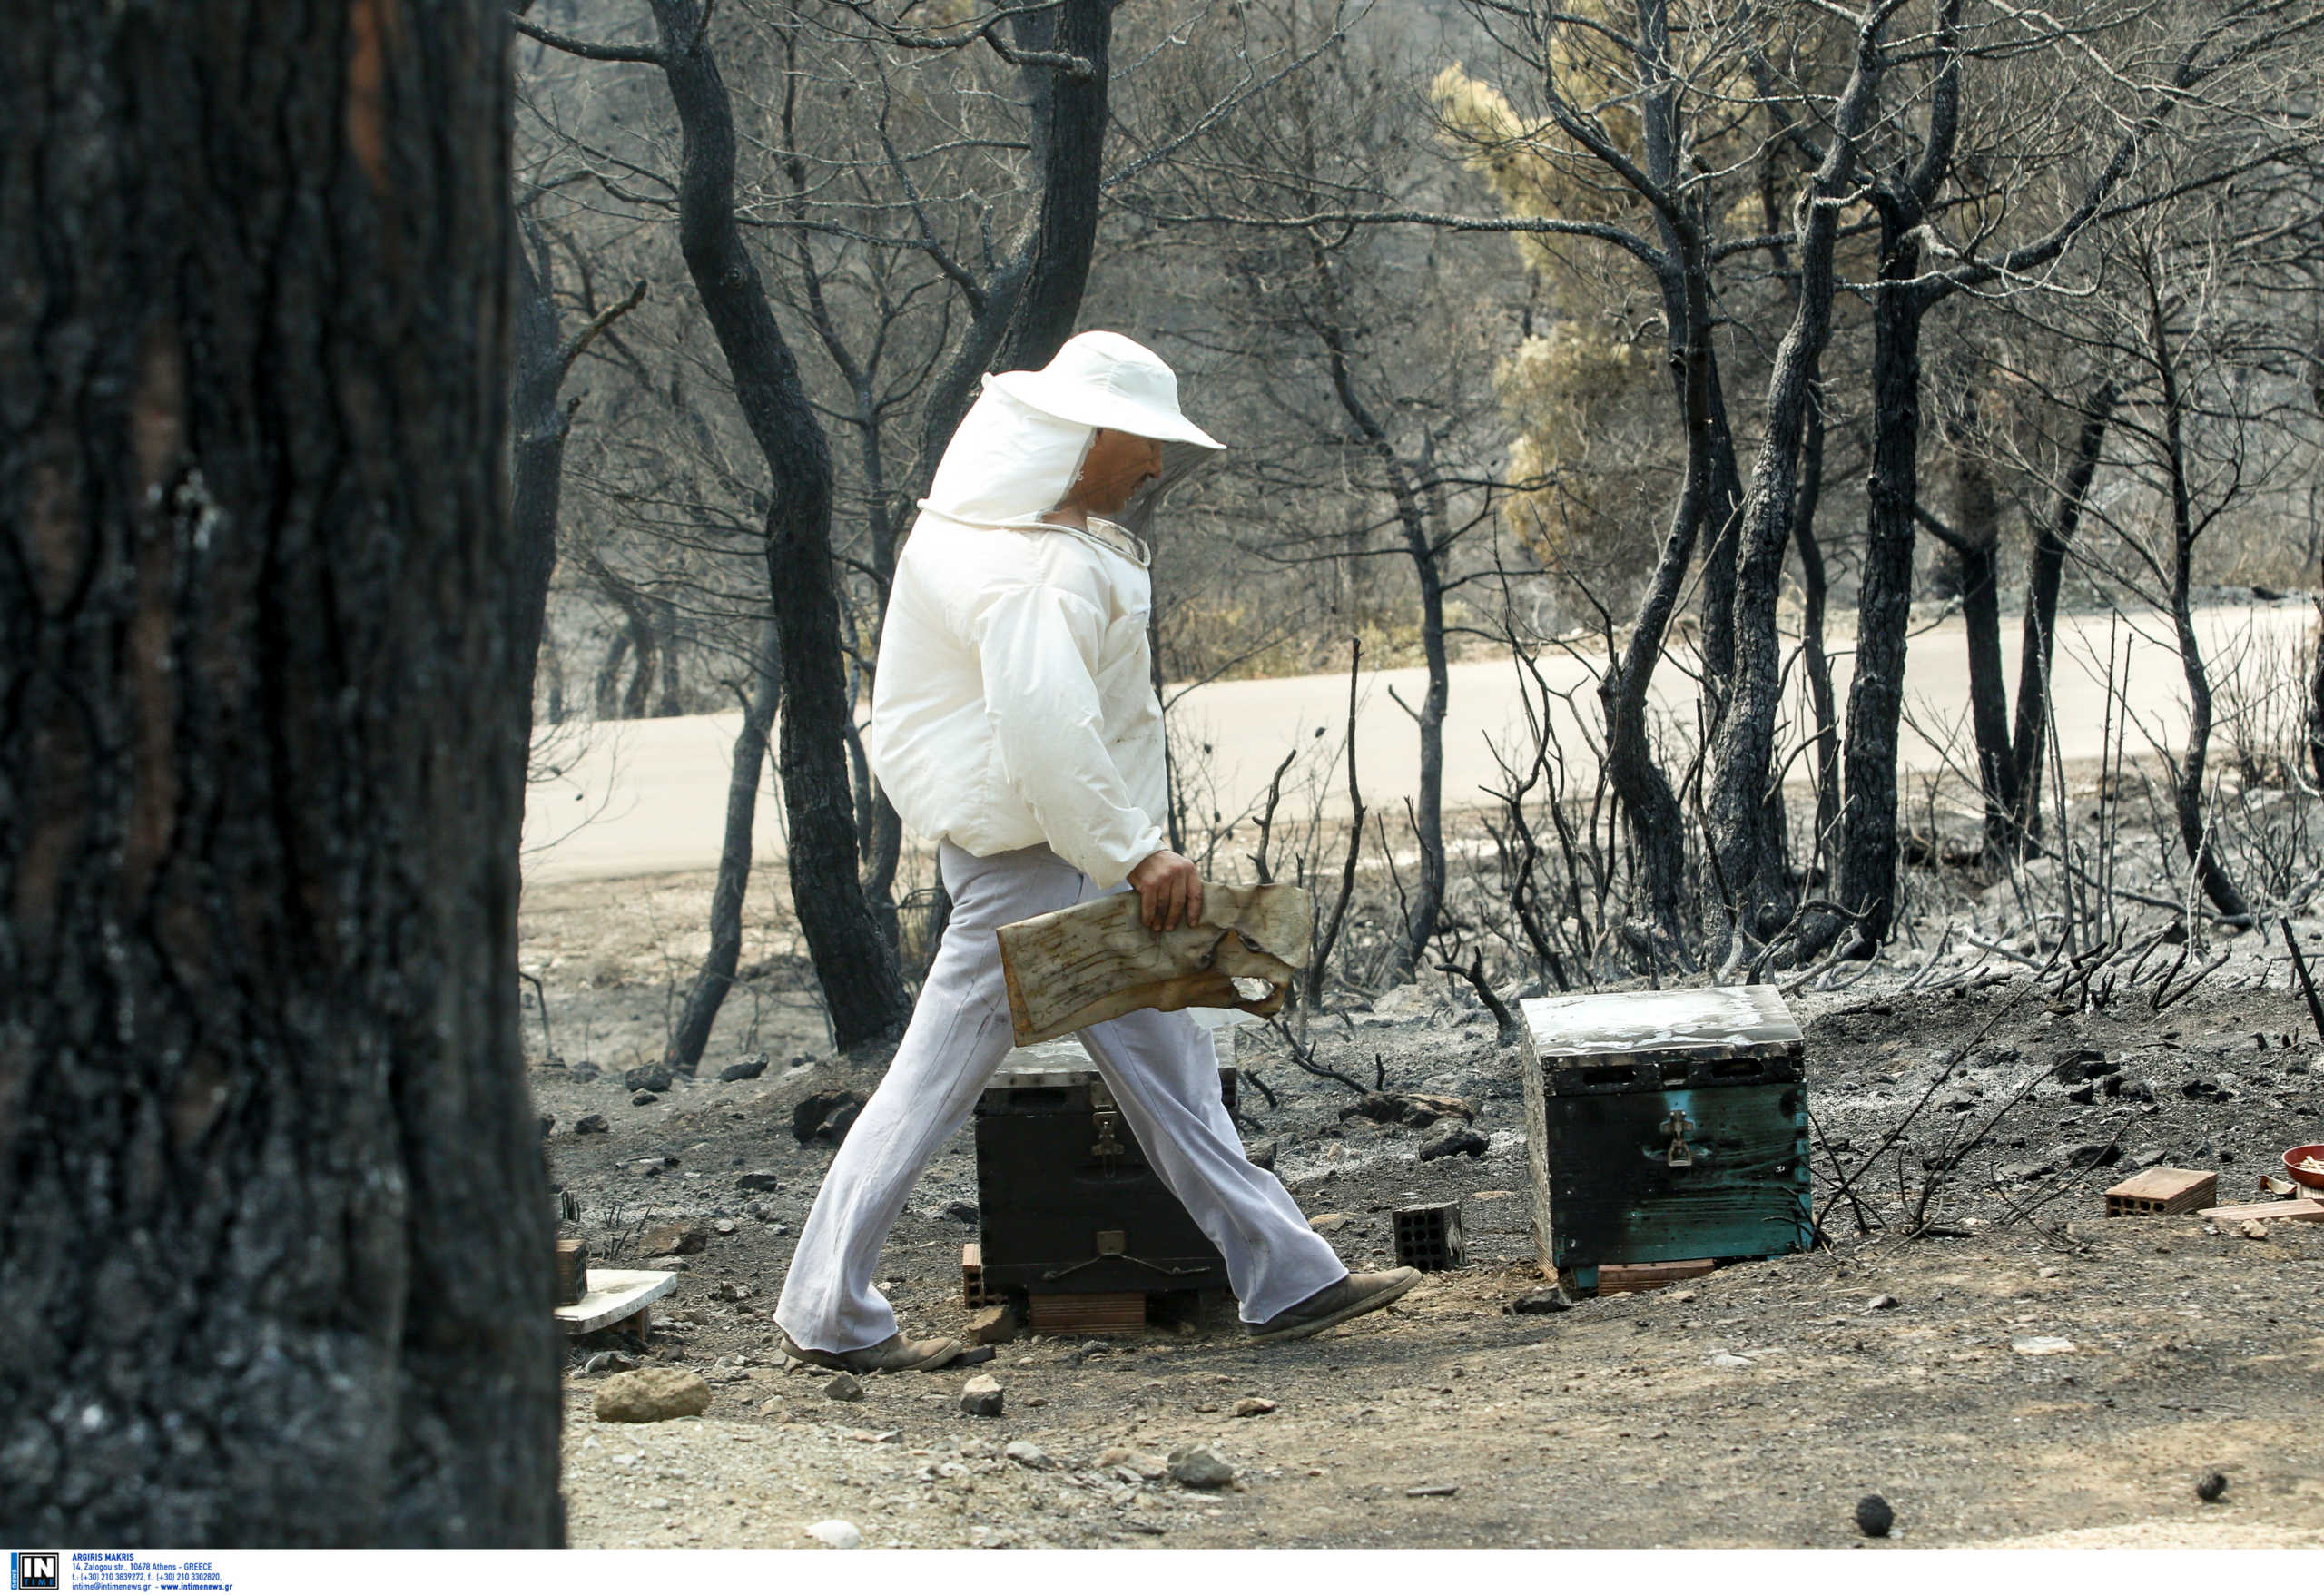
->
[1825, 233, 1937, 954]
[2011, 384, 2113, 839]
[1792, 383, 1841, 878]
[1940, 396, 2016, 856]
[645, 0, 910, 1049]
[512, 228, 639, 733]
[512, 234, 567, 730]
[619, 607, 658, 722]
[0, 0, 559, 1543]
[1799, 0, 1962, 960]
[1314, 285, 1443, 974]
[1704, 26, 1882, 949]
[1696, 371, 1747, 692]
[2147, 272, 2250, 921]
[1589, 0, 1719, 946]
[594, 629, 633, 721]
[665, 617, 782, 1077]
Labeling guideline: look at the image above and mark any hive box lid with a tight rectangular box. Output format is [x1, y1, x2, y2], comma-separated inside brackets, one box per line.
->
[1521, 984, 1803, 1064]
[989, 1008, 1248, 1086]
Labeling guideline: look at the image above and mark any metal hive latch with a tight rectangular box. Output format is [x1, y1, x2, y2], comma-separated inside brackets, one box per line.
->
[1089, 1078, 1126, 1159]
[1662, 1108, 1697, 1167]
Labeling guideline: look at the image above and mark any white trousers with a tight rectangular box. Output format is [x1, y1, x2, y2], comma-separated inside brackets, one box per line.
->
[774, 841, 1348, 1353]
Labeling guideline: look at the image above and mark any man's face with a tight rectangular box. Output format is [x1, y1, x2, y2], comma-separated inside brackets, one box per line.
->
[1066, 428, 1165, 516]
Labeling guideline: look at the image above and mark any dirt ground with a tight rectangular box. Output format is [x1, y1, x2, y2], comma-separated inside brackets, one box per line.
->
[525, 869, 2324, 1549]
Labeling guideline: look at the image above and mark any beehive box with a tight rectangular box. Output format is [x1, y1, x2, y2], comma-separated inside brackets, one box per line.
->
[971, 1019, 1243, 1304]
[1521, 985, 1811, 1292]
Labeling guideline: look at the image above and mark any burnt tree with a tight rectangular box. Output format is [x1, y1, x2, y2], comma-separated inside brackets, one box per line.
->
[535, 0, 919, 1049]
[665, 617, 781, 1077]
[1812, 0, 2307, 955]
[0, 0, 560, 1544]
[1703, 0, 1890, 950]
[2010, 382, 2115, 839]
[511, 219, 643, 725]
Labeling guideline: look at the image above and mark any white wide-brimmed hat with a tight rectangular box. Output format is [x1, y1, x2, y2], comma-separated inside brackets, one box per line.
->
[984, 330, 1225, 451]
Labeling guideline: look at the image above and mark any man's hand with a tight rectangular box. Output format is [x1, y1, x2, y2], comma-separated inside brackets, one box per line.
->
[1127, 850, 1205, 933]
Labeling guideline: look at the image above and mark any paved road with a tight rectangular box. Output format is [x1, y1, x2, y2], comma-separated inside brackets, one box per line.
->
[522, 602, 2310, 882]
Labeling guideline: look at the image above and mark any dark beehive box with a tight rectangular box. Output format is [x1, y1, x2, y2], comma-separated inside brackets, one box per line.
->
[973, 1037, 1235, 1299]
[1520, 984, 1810, 1293]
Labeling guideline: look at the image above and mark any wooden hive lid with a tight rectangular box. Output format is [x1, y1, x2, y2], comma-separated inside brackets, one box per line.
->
[1520, 983, 1804, 1065]
[990, 1034, 1100, 1089]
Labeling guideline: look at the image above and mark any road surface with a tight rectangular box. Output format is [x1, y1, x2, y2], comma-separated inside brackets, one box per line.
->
[521, 601, 2309, 882]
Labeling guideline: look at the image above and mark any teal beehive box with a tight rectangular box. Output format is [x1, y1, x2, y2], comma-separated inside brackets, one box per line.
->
[1520, 984, 1811, 1293]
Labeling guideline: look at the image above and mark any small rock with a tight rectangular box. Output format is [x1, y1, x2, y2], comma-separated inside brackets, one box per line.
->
[2037, 1265, 2062, 1279]
[714, 1218, 738, 1236]
[574, 1114, 610, 1135]
[719, 1053, 770, 1082]
[2066, 1084, 2096, 1105]
[1999, 1161, 2054, 1185]
[2058, 1143, 2122, 1169]
[1707, 1352, 1755, 1368]
[1246, 1140, 1277, 1171]
[2197, 1470, 2228, 1502]
[593, 1367, 712, 1423]
[960, 1373, 1004, 1416]
[940, 1198, 980, 1224]
[966, 1305, 1019, 1346]
[2240, 1218, 2270, 1240]
[1855, 1493, 1895, 1538]
[736, 1171, 782, 1192]
[1511, 1290, 1576, 1314]
[2010, 1336, 2076, 1355]
[1419, 1127, 1489, 1161]
[1003, 1440, 1050, 1468]
[624, 1062, 674, 1094]
[758, 1396, 790, 1419]
[1167, 1442, 1235, 1489]
[1405, 1483, 1459, 1498]
[822, 1372, 864, 1402]
[955, 1345, 997, 1367]
[640, 1223, 708, 1256]
[580, 1350, 639, 1376]
[1308, 1213, 1352, 1235]
[805, 1519, 862, 1549]
[1097, 1446, 1169, 1479]
[714, 1280, 752, 1300]
[568, 1060, 601, 1083]
[630, 1091, 660, 1107]
[1866, 1294, 1899, 1311]
[1233, 1397, 1277, 1417]
[793, 1088, 869, 1145]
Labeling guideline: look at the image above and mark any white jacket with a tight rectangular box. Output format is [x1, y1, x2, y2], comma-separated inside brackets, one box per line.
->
[867, 387, 1170, 889]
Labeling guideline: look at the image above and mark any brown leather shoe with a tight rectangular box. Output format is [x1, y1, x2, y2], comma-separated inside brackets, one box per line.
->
[1244, 1267, 1420, 1344]
[779, 1330, 963, 1373]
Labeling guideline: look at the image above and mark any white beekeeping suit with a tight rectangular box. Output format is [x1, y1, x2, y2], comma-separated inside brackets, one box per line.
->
[775, 332, 1369, 1363]
[871, 350, 1193, 888]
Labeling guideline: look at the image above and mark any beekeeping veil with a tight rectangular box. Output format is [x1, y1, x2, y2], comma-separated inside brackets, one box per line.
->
[916, 331, 1225, 537]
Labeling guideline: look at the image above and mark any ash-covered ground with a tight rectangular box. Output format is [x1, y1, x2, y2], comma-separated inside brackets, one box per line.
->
[526, 871, 2324, 1548]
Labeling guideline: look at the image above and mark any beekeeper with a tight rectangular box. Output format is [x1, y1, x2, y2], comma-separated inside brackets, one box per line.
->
[774, 331, 1418, 1371]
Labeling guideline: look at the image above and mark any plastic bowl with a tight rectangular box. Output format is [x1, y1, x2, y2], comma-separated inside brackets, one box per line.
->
[2283, 1144, 2324, 1191]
